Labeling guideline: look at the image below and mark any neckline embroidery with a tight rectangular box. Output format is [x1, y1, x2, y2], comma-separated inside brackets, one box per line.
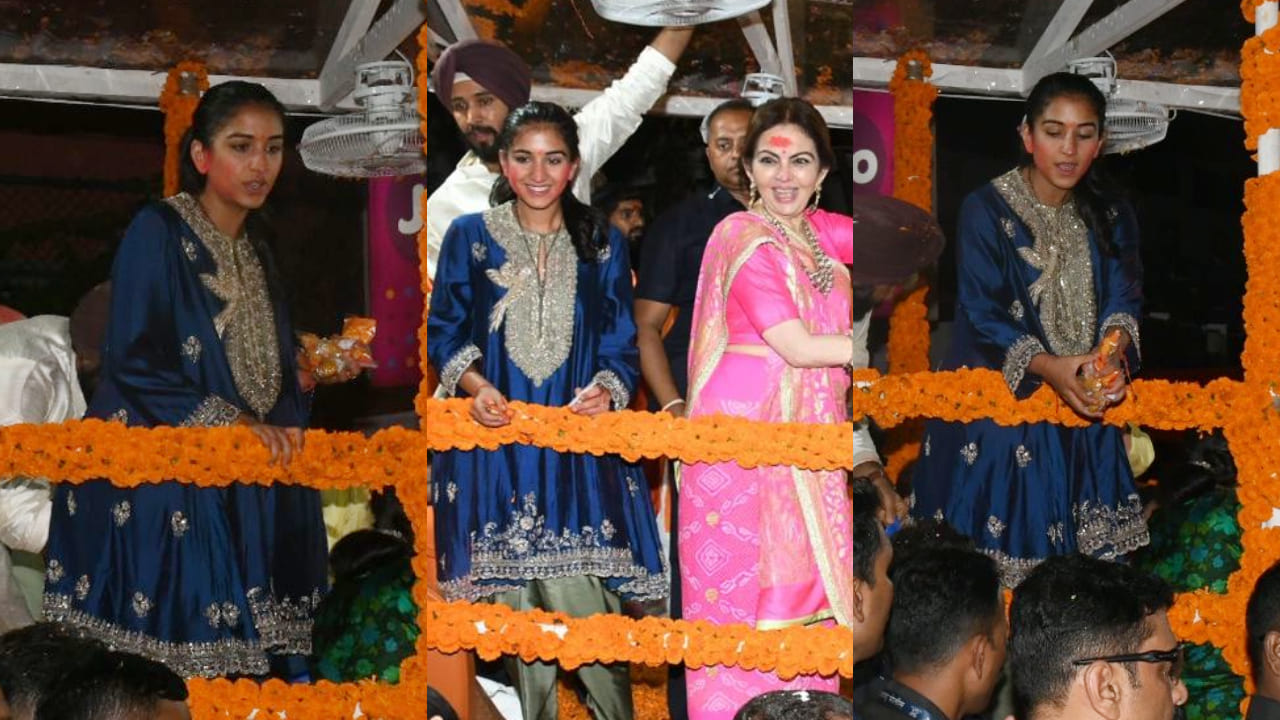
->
[481, 202, 577, 386]
[993, 169, 1097, 356]
[166, 193, 282, 418]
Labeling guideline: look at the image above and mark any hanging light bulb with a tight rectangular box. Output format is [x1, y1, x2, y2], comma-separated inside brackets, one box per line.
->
[591, 0, 771, 26]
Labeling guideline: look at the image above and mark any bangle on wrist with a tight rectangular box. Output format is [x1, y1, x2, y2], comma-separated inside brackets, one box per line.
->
[661, 398, 686, 412]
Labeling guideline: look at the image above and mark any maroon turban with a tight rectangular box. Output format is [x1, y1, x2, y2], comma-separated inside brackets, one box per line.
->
[847, 194, 946, 285]
[431, 39, 532, 111]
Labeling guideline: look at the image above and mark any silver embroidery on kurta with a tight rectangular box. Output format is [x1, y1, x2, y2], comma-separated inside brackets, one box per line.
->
[1015, 445, 1032, 468]
[446, 481, 458, 503]
[1099, 312, 1142, 361]
[166, 193, 281, 418]
[993, 170, 1096, 357]
[75, 575, 91, 600]
[1000, 217, 1016, 239]
[171, 511, 189, 538]
[205, 603, 223, 628]
[182, 236, 200, 262]
[481, 202, 576, 386]
[132, 592, 153, 618]
[1009, 300, 1024, 321]
[46, 559, 64, 583]
[109, 408, 128, 424]
[438, 344, 482, 397]
[960, 442, 979, 466]
[181, 395, 241, 427]
[1003, 335, 1047, 393]
[591, 369, 631, 411]
[182, 335, 202, 364]
[986, 515, 1006, 538]
[471, 241, 487, 263]
[66, 490, 76, 517]
[1047, 522, 1065, 546]
[923, 435, 931, 457]
[111, 501, 131, 527]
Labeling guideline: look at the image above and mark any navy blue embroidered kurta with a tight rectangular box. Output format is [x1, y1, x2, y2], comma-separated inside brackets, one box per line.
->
[43, 196, 328, 677]
[911, 169, 1148, 587]
[427, 204, 666, 603]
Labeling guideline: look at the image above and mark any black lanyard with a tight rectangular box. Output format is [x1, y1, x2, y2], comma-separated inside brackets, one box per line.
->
[877, 687, 940, 720]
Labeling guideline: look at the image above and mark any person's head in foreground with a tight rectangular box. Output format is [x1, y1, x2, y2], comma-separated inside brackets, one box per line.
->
[0, 623, 107, 720]
[33, 649, 189, 720]
[886, 546, 1007, 719]
[733, 689, 856, 720]
[851, 480, 894, 660]
[1009, 554, 1187, 720]
[1246, 558, 1280, 704]
[428, 686, 460, 720]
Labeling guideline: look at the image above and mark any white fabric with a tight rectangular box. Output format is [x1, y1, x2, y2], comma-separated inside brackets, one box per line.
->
[0, 315, 84, 630]
[424, 45, 677, 283]
[848, 312, 879, 467]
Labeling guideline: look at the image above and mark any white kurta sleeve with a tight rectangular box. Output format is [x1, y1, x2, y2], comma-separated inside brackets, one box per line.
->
[571, 46, 676, 203]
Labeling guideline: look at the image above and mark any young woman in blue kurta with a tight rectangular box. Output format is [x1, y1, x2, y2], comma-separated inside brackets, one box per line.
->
[43, 82, 328, 677]
[912, 72, 1148, 587]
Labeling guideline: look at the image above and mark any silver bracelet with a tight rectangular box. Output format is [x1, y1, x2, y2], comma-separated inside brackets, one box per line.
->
[661, 398, 686, 412]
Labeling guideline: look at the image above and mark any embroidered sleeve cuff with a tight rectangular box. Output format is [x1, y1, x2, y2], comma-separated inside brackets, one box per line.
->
[181, 395, 243, 428]
[1100, 313, 1141, 362]
[1003, 335, 1048, 395]
[439, 344, 483, 397]
[592, 370, 631, 411]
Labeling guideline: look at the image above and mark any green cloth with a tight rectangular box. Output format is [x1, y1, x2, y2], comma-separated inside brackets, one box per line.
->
[1136, 488, 1246, 720]
[309, 557, 418, 684]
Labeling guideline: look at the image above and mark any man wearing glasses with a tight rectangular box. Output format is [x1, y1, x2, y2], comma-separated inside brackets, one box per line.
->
[1008, 554, 1188, 720]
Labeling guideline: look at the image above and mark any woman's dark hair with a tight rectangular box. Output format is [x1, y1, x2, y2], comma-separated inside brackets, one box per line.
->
[740, 97, 837, 180]
[330, 489, 415, 583]
[179, 81, 287, 196]
[1021, 72, 1119, 255]
[489, 101, 607, 262]
[1153, 430, 1237, 509]
[177, 81, 289, 302]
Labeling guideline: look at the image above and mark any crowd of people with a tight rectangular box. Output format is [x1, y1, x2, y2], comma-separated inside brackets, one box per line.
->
[0, 11, 1265, 720]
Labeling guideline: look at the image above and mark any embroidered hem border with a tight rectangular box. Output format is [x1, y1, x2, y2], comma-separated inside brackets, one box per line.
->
[1003, 335, 1047, 394]
[591, 369, 631, 411]
[1099, 312, 1143, 362]
[246, 587, 320, 656]
[979, 495, 1150, 588]
[439, 344, 482, 397]
[441, 548, 669, 603]
[180, 395, 241, 427]
[44, 593, 270, 677]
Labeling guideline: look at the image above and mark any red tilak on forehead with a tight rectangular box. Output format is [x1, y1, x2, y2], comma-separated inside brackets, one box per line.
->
[767, 135, 792, 149]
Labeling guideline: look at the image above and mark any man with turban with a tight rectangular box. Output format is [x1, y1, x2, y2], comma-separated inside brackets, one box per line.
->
[424, 27, 694, 284]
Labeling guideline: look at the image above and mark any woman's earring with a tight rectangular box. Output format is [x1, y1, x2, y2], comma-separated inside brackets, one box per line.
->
[809, 186, 822, 211]
[749, 181, 760, 208]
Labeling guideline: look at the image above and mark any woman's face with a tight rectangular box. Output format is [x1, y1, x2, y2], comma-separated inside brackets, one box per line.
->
[498, 124, 579, 213]
[192, 104, 285, 212]
[1020, 94, 1103, 198]
[746, 123, 828, 221]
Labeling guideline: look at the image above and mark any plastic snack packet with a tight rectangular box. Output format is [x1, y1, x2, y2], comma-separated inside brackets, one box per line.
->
[298, 317, 378, 383]
[1079, 327, 1125, 414]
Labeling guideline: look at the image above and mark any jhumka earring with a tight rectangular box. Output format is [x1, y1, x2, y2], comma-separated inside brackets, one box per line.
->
[809, 186, 822, 211]
[749, 181, 760, 208]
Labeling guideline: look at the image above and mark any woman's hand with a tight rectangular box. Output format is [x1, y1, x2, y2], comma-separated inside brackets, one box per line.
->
[569, 385, 611, 417]
[238, 415, 304, 466]
[1030, 353, 1101, 419]
[853, 461, 908, 526]
[470, 385, 512, 427]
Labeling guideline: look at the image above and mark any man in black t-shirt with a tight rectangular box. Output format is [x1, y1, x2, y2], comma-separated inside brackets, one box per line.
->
[634, 99, 754, 415]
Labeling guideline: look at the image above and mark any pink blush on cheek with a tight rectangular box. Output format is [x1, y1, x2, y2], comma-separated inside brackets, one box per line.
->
[767, 135, 792, 149]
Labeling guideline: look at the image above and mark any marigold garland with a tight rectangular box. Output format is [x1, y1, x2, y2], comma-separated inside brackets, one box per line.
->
[158, 61, 209, 198]
[422, 600, 856, 679]
[425, 398, 856, 470]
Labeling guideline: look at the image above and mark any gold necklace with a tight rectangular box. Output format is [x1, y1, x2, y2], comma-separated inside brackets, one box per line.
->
[759, 208, 834, 295]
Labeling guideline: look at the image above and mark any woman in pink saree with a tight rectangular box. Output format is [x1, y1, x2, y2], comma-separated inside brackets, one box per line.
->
[680, 98, 878, 716]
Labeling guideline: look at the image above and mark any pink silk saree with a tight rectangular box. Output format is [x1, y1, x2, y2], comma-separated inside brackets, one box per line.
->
[680, 209, 854, 718]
